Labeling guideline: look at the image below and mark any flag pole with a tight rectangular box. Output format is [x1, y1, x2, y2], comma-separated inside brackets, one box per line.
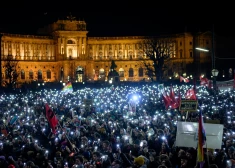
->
[185, 111, 188, 122]
[56, 118, 79, 153]
[205, 142, 210, 168]
[45, 104, 79, 153]
[195, 143, 198, 168]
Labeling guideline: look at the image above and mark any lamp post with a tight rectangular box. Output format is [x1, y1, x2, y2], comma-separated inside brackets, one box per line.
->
[211, 69, 219, 99]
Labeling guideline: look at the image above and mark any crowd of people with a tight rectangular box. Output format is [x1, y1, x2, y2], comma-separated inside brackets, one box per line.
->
[0, 83, 235, 168]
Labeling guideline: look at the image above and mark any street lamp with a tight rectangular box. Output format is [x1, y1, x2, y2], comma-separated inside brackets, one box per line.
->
[195, 48, 209, 52]
[211, 69, 219, 98]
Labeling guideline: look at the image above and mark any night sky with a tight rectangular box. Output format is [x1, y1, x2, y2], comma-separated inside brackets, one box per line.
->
[0, 1, 234, 37]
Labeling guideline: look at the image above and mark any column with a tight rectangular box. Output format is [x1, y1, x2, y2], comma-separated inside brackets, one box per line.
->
[79, 37, 82, 57]
[104, 44, 107, 59]
[4, 42, 7, 56]
[64, 37, 67, 58]
[58, 38, 61, 54]
[52, 45, 55, 59]
[83, 37, 86, 55]
[77, 37, 79, 58]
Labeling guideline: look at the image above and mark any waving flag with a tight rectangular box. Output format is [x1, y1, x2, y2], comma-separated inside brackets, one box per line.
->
[45, 104, 58, 134]
[62, 82, 73, 93]
[197, 110, 206, 168]
[169, 85, 180, 109]
[200, 76, 211, 88]
[162, 91, 171, 109]
[162, 86, 180, 109]
[185, 88, 197, 100]
[180, 76, 189, 83]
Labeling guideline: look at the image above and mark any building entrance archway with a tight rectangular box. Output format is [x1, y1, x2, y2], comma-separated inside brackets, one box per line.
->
[76, 66, 84, 82]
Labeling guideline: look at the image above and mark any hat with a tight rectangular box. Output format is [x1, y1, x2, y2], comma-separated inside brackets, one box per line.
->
[0, 155, 5, 160]
[134, 156, 145, 166]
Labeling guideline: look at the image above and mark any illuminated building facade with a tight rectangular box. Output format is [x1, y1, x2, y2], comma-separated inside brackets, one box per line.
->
[0, 17, 212, 85]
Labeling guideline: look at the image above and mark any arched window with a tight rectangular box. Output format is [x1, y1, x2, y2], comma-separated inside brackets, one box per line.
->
[38, 70, 42, 80]
[29, 70, 33, 79]
[67, 40, 75, 44]
[47, 70, 51, 79]
[138, 67, 144, 77]
[129, 68, 134, 77]
[119, 68, 124, 77]
[21, 70, 25, 79]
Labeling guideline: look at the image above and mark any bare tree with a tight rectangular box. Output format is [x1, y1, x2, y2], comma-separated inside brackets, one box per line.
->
[3, 55, 19, 89]
[140, 37, 174, 82]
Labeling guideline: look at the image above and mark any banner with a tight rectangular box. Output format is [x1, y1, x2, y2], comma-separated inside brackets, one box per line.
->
[216, 79, 234, 90]
[175, 121, 223, 149]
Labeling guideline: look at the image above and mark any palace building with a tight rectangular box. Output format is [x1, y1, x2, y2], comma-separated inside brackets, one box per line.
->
[0, 16, 212, 85]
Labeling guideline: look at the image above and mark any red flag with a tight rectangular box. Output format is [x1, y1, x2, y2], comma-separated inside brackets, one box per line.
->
[45, 104, 58, 134]
[200, 76, 209, 86]
[180, 76, 190, 83]
[185, 88, 197, 100]
[1, 129, 8, 137]
[180, 76, 184, 82]
[169, 85, 180, 109]
[162, 91, 171, 109]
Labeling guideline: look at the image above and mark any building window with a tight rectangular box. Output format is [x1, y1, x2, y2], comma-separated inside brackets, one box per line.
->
[82, 24, 86, 30]
[59, 24, 65, 30]
[180, 42, 182, 46]
[38, 70, 42, 80]
[77, 24, 82, 30]
[190, 51, 193, 58]
[47, 70, 51, 79]
[190, 42, 192, 45]
[119, 68, 124, 77]
[29, 70, 33, 79]
[180, 50, 183, 58]
[21, 70, 25, 79]
[138, 68, 144, 77]
[129, 68, 134, 77]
